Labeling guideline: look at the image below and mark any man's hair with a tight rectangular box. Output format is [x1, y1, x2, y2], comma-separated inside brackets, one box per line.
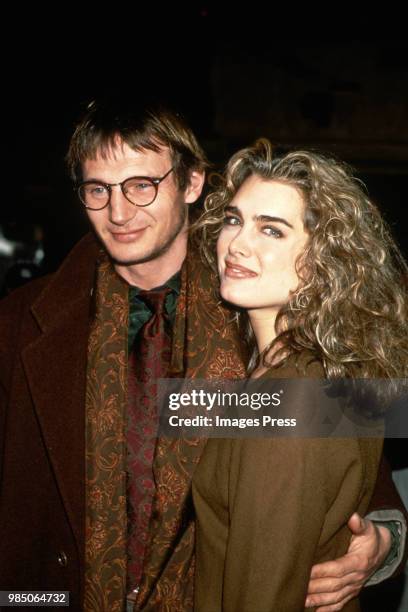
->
[66, 98, 209, 189]
[194, 138, 408, 389]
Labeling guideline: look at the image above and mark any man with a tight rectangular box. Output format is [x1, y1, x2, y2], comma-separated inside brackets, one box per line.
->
[0, 98, 406, 611]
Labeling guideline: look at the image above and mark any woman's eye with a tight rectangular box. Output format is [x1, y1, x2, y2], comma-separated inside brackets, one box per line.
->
[262, 226, 283, 238]
[223, 215, 240, 226]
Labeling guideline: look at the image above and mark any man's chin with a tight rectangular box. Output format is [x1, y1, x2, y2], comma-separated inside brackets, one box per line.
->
[108, 247, 158, 267]
[106, 242, 172, 267]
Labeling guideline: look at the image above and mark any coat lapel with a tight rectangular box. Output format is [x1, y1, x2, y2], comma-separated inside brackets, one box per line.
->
[21, 233, 99, 551]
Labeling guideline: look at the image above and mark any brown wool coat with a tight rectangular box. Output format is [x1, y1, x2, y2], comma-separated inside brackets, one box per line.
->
[192, 355, 383, 612]
[0, 233, 406, 611]
[0, 233, 246, 611]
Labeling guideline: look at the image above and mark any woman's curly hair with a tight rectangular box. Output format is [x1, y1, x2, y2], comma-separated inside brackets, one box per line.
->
[193, 139, 408, 391]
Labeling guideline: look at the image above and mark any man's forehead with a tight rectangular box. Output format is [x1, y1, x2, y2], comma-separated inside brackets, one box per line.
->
[82, 139, 172, 177]
[90, 139, 170, 163]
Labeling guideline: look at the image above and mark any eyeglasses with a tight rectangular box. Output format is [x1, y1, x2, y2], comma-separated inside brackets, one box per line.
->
[76, 167, 174, 210]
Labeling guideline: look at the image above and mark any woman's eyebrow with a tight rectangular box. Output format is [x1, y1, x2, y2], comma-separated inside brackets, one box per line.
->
[225, 205, 241, 215]
[225, 206, 293, 229]
[255, 214, 293, 229]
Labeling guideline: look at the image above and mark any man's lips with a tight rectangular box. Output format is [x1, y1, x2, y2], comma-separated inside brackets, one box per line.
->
[110, 228, 149, 242]
[224, 260, 258, 278]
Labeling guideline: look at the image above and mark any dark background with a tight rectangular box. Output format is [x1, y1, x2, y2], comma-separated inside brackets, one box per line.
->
[4, 8, 408, 609]
[4, 8, 407, 289]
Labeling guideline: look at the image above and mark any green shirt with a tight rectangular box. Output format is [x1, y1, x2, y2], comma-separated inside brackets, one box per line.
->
[128, 271, 181, 352]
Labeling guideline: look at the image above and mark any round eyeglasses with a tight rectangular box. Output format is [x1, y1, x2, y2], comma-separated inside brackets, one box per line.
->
[76, 167, 174, 210]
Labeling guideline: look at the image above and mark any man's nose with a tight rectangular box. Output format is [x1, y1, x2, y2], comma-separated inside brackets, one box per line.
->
[109, 186, 138, 225]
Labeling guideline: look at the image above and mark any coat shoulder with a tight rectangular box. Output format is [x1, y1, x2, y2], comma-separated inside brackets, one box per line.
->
[264, 348, 325, 379]
[0, 233, 98, 390]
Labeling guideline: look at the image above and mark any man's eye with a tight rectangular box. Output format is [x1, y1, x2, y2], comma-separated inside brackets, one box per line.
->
[88, 185, 107, 197]
[126, 181, 154, 193]
[262, 226, 283, 238]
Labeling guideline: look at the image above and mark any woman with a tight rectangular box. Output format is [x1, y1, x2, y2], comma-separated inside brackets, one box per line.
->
[191, 140, 408, 612]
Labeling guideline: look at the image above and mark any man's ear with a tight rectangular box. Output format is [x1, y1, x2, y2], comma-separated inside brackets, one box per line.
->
[184, 170, 206, 204]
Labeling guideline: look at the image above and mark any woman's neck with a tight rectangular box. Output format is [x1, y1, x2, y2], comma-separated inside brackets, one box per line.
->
[248, 308, 278, 378]
[248, 308, 278, 354]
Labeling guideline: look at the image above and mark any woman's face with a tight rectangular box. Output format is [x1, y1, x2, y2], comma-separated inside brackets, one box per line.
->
[217, 175, 309, 317]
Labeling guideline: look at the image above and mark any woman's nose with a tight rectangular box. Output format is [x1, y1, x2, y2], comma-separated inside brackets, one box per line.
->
[228, 228, 252, 257]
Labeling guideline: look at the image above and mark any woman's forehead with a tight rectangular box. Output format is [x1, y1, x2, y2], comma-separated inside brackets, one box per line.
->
[233, 175, 305, 224]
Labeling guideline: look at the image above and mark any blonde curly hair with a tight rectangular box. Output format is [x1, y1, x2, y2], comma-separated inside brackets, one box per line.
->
[193, 139, 408, 393]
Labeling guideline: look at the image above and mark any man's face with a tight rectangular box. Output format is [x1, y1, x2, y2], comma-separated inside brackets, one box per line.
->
[82, 142, 196, 270]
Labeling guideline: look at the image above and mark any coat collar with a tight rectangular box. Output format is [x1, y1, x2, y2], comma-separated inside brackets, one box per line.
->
[30, 232, 100, 333]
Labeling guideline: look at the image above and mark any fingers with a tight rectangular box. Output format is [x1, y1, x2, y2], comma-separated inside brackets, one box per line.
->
[347, 512, 368, 536]
[307, 573, 362, 595]
[315, 593, 355, 612]
[309, 555, 359, 580]
[305, 584, 360, 609]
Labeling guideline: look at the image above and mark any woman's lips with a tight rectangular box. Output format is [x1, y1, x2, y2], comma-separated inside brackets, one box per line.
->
[224, 260, 258, 279]
[110, 228, 148, 243]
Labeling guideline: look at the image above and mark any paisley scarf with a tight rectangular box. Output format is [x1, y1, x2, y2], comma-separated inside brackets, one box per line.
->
[84, 244, 247, 611]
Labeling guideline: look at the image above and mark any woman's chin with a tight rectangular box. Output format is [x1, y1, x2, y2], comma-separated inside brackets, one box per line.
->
[220, 287, 251, 309]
